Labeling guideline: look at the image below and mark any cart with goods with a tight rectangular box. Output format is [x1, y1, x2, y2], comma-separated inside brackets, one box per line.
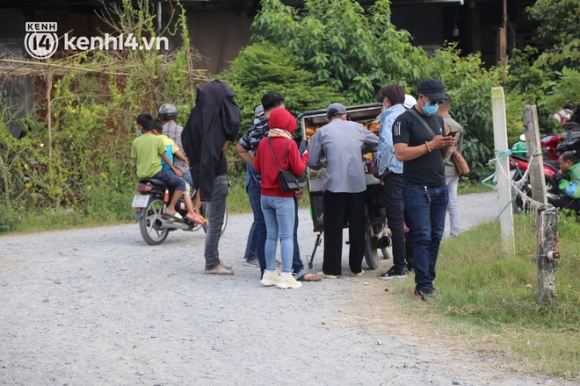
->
[299, 103, 391, 270]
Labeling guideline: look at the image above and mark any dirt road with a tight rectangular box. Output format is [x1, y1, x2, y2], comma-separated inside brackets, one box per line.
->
[1, 192, 577, 385]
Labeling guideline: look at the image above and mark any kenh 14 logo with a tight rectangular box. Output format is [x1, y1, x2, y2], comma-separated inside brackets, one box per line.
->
[24, 22, 58, 60]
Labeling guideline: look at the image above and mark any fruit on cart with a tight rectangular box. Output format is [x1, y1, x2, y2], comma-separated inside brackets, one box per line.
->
[305, 126, 319, 139]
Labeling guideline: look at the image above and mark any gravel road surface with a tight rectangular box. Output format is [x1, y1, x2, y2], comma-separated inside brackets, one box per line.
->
[1, 192, 578, 386]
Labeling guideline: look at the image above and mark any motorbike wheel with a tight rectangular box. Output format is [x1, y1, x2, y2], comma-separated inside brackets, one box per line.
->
[200, 203, 228, 235]
[139, 198, 169, 245]
[363, 228, 380, 270]
[513, 175, 559, 213]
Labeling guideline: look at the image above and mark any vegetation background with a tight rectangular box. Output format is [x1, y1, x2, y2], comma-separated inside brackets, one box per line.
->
[1, 0, 578, 232]
[1, 0, 579, 378]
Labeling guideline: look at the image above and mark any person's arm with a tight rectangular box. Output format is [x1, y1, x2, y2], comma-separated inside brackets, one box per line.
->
[253, 141, 263, 174]
[174, 150, 188, 164]
[394, 135, 453, 162]
[306, 131, 324, 170]
[288, 141, 309, 176]
[236, 143, 255, 165]
[361, 127, 379, 153]
[161, 153, 183, 177]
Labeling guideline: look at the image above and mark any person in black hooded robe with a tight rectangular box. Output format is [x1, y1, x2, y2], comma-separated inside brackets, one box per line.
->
[182, 80, 241, 275]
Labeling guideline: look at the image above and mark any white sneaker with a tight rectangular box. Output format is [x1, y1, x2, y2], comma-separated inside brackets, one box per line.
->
[276, 273, 302, 289]
[260, 270, 279, 287]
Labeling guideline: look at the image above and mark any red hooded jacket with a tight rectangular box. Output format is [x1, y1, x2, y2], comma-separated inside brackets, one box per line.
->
[254, 108, 309, 197]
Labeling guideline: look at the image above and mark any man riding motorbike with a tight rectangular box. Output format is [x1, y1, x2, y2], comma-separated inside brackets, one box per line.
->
[551, 151, 580, 212]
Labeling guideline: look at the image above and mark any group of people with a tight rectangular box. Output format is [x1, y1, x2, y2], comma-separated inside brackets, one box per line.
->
[131, 78, 467, 300]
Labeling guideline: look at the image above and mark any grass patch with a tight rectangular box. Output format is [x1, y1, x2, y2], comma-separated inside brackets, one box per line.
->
[458, 178, 495, 195]
[390, 213, 580, 378]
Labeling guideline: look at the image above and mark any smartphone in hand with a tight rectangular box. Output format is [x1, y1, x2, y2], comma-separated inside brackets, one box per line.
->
[299, 139, 309, 155]
[446, 130, 458, 137]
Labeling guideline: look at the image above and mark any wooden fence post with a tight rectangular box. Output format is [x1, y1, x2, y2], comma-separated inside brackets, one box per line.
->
[536, 204, 559, 305]
[523, 105, 547, 205]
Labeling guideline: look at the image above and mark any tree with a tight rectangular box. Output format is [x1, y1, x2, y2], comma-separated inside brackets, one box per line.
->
[252, 0, 426, 103]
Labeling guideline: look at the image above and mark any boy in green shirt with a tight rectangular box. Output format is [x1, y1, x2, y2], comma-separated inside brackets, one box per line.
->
[131, 113, 185, 220]
[552, 151, 580, 211]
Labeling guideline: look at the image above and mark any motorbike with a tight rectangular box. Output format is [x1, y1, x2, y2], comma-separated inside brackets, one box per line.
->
[132, 178, 228, 245]
[511, 137, 580, 212]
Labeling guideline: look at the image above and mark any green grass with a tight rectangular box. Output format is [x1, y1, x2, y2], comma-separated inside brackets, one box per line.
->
[390, 213, 580, 378]
[458, 178, 495, 195]
[2, 174, 312, 234]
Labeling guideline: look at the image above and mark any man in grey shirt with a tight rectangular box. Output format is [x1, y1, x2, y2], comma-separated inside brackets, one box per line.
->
[308, 103, 379, 278]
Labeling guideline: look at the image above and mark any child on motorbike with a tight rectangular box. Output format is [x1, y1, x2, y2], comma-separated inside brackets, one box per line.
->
[151, 119, 204, 225]
[131, 113, 190, 222]
[552, 151, 580, 212]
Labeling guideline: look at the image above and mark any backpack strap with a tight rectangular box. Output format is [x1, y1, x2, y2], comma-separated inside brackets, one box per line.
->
[409, 108, 437, 139]
[268, 137, 290, 171]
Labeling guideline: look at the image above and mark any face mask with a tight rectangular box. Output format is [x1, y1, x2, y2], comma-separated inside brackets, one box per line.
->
[136, 125, 142, 135]
[422, 100, 439, 115]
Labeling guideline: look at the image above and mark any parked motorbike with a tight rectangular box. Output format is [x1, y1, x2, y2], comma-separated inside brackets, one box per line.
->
[511, 138, 580, 212]
[132, 178, 228, 245]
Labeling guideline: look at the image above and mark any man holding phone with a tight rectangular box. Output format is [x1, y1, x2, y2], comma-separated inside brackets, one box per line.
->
[392, 79, 456, 301]
[437, 93, 464, 239]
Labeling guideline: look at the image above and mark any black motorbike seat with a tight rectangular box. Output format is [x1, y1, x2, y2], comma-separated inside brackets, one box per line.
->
[139, 178, 168, 188]
[544, 160, 560, 173]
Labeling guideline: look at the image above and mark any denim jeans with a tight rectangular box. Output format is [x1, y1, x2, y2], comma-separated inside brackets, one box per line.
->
[402, 185, 448, 291]
[182, 170, 193, 187]
[292, 196, 305, 278]
[445, 175, 460, 238]
[245, 167, 267, 274]
[243, 166, 261, 260]
[204, 175, 229, 270]
[261, 195, 295, 273]
[153, 169, 185, 191]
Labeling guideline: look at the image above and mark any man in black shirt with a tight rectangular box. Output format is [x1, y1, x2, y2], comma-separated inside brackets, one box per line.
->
[392, 79, 456, 301]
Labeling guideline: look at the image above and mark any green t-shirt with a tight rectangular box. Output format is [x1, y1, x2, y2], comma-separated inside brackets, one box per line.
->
[131, 133, 166, 178]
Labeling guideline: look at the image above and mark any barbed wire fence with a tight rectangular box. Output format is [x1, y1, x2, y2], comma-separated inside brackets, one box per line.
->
[486, 101, 560, 305]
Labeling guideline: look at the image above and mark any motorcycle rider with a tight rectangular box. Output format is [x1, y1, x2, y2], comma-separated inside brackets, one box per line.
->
[552, 151, 580, 211]
[158, 103, 205, 223]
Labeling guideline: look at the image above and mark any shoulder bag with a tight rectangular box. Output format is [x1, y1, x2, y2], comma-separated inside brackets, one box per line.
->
[409, 109, 470, 175]
[268, 138, 306, 192]
[451, 147, 470, 176]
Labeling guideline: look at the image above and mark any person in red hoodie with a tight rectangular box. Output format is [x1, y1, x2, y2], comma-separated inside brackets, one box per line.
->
[253, 108, 309, 289]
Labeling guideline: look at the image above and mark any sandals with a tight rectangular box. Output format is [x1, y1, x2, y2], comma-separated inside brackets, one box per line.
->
[164, 211, 183, 220]
[185, 213, 205, 225]
[296, 272, 321, 282]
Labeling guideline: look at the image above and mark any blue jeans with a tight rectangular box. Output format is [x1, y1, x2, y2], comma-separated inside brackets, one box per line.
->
[204, 175, 229, 270]
[261, 195, 295, 273]
[182, 170, 193, 187]
[402, 185, 448, 291]
[292, 196, 305, 277]
[245, 166, 267, 272]
[243, 166, 261, 260]
[153, 170, 185, 191]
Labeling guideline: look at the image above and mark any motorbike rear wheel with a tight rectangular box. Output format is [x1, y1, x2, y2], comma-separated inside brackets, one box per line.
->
[364, 234, 379, 270]
[139, 198, 169, 245]
[363, 223, 383, 270]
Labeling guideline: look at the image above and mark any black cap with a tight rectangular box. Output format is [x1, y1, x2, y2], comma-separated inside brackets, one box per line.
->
[418, 79, 446, 100]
